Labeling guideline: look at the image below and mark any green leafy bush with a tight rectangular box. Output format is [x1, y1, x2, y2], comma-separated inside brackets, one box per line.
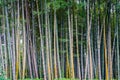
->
[0, 71, 6, 80]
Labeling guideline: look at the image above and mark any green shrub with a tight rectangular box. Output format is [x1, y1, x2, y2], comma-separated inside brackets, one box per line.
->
[0, 71, 6, 80]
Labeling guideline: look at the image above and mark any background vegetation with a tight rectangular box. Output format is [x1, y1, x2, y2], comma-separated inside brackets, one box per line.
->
[0, 0, 120, 80]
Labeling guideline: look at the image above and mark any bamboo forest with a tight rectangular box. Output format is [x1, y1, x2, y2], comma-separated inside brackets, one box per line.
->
[0, 0, 120, 80]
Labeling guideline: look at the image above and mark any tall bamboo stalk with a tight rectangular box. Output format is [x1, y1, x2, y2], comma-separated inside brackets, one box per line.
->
[75, 15, 81, 79]
[87, 0, 93, 78]
[103, 19, 108, 80]
[22, 0, 26, 79]
[68, 7, 75, 79]
[36, 0, 46, 79]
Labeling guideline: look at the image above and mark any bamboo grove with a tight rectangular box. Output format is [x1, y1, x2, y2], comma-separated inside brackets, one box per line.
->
[0, 0, 120, 80]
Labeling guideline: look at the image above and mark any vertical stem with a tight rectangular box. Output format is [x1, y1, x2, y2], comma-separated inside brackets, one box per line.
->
[87, 0, 93, 79]
[54, 9, 58, 79]
[22, 0, 26, 79]
[75, 15, 81, 79]
[104, 19, 108, 80]
[36, 0, 46, 79]
[68, 8, 75, 78]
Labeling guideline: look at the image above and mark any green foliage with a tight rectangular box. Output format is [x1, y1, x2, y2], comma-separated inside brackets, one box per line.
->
[0, 68, 6, 80]
[59, 38, 69, 42]
[77, 2, 86, 9]
[33, 11, 43, 15]
[100, 2, 106, 12]
[0, 0, 4, 6]
[0, 75, 5, 80]
[116, 3, 120, 10]
[0, 54, 6, 80]
[0, 15, 4, 18]
[22, 78, 43, 80]
[47, 0, 68, 10]
[54, 78, 79, 80]
[0, 0, 16, 6]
